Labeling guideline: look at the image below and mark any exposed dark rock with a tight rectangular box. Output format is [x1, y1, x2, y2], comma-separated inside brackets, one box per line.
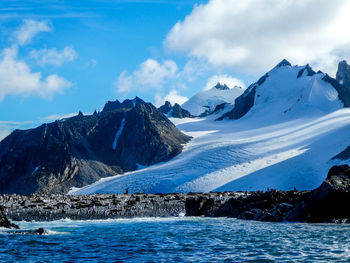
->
[257, 73, 269, 86]
[217, 72, 270, 120]
[275, 59, 292, 68]
[0, 98, 191, 195]
[158, 101, 194, 118]
[158, 101, 172, 114]
[322, 74, 350, 107]
[332, 145, 350, 160]
[332, 60, 350, 107]
[0, 205, 19, 229]
[186, 165, 350, 223]
[213, 82, 230, 90]
[10, 228, 45, 235]
[297, 64, 315, 78]
[217, 85, 257, 120]
[210, 103, 229, 115]
[102, 97, 143, 113]
[336, 60, 350, 87]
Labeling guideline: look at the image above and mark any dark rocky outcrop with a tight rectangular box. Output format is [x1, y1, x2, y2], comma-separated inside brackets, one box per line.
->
[186, 164, 350, 223]
[158, 101, 172, 115]
[0, 205, 19, 229]
[0, 98, 191, 195]
[3, 165, 350, 223]
[217, 85, 257, 120]
[332, 60, 350, 107]
[323, 74, 350, 107]
[275, 59, 292, 68]
[217, 71, 272, 120]
[297, 64, 315, 78]
[336, 60, 350, 88]
[213, 82, 230, 90]
[158, 101, 194, 118]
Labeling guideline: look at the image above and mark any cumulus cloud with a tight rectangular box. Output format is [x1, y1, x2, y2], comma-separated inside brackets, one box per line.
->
[204, 74, 246, 91]
[13, 19, 51, 45]
[154, 90, 188, 107]
[165, 0, 350, 75]
[116, 59, 178, 93]
[0, 46, 72, 101]
[30, 46, 78, 66]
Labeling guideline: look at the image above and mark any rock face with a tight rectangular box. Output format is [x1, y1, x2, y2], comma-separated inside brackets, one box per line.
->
[158, 101, 194, 118]
[0, 205, 19, 229]
[213, 82, 230, 90]
[336, 60, 350, 87]
[0, 98, 191, 195]
[217, 82, 258, 120]
[186, 165, 350, 223]
[333, 60, 350, 107]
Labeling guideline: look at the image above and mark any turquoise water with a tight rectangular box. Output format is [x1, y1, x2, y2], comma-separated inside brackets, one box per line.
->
[1, 217, 350, 262]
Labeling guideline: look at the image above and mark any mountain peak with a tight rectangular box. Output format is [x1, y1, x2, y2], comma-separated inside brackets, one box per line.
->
[275, 59, 292, 68]
[102, 97, 146, 113]
[336, 60, 350, 86]
[158, 101, 193, 118]
[214, 82, 230, 90]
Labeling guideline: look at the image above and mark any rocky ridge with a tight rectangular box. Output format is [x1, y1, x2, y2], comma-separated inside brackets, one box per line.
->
[0, 97, 191, 195]
[158, 101, 194, 118]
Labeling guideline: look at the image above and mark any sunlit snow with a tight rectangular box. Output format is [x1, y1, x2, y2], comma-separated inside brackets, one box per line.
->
[71, 64, 350, 194]
[112, 118, 126, 150]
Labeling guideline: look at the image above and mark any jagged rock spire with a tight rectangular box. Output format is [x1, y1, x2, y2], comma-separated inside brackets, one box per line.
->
[275, 59, 292, 68]
[336, 60, 350, 87]
[214, 82, 230, 90]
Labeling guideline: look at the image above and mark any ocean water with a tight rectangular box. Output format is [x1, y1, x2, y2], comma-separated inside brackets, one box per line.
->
[1, 217, 350, 262]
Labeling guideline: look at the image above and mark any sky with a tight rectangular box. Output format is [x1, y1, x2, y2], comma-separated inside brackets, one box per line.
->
[1, 0, 350, 139]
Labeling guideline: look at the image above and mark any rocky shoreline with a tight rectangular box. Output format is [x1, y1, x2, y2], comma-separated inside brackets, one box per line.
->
[1, 165, 350, 226]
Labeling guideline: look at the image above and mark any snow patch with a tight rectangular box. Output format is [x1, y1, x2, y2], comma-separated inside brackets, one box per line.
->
[32, 166, 40, 175]
[112, 118, 126, 150]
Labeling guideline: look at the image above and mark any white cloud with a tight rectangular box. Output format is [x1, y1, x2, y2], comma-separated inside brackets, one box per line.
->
[0, 46, 72, 101]
[42, 112, 81, 121]
[204, 75, 246, 91]
[165, 0, 350, 75]
[116, 59, 178, 93]
[30, 46, 78, 66]
[13, 19, 51, 45]
[154, 90, 188, 107]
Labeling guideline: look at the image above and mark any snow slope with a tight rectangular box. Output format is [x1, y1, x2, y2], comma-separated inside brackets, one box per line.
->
[70, 62, 350, 195]
[182, 85, 245, 116]
[244, 64, 342, 120]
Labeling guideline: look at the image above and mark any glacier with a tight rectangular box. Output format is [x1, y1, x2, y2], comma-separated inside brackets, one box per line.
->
[70, 63, 350, 195]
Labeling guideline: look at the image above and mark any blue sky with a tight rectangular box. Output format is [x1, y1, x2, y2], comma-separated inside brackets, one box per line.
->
[1, 0, 350, 139]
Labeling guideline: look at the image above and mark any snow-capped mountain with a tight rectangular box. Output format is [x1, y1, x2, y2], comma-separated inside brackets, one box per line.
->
[181, 82, 245, 116]
[219, 59, 344, 121]
[71, 60, 350, 195]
